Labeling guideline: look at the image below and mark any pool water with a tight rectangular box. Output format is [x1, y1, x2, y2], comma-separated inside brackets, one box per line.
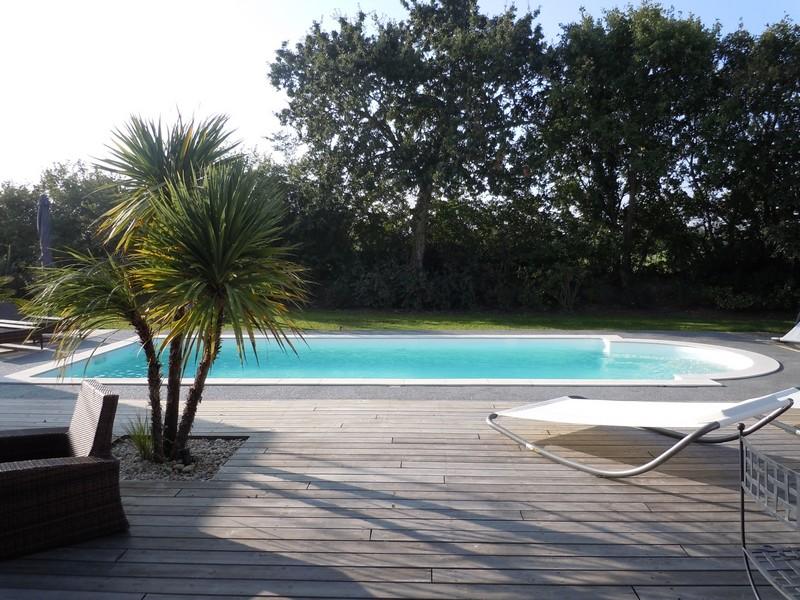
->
[37, 336, 751, 381]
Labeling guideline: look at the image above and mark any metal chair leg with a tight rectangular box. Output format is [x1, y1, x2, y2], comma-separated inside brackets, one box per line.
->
[486, 413, 719, 478]
[742, 550, 763, 599]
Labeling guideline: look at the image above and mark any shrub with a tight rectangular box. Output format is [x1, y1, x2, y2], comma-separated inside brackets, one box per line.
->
[706, 286, 760, 311]
[125, 412, 153, 461]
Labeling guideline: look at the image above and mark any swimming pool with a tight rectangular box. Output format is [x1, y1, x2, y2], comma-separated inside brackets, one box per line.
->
[10, 334, 780, 386]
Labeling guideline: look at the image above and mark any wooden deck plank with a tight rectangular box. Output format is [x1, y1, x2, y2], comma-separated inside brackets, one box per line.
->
[113, 549, 706, 568]
[0, 591, 143, 600]
[121, 515, 792, 534]
[0, 577, 640, 599]
[70, 536, 693, 556]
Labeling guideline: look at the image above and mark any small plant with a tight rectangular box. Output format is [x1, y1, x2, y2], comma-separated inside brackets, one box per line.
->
[125, 412, 153, 461]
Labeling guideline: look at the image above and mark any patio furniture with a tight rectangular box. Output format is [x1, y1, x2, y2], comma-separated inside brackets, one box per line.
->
[0, 323, 44, 349]
[0, 302, 21, 320]
[773, 321, 800, 344]
[0, 380, 128, 559]
[0, 317, 58, 349]
[487, 388, 799, 478]
[739, 424, 800, 599]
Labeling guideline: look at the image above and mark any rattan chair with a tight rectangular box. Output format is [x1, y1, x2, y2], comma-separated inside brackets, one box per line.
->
[0, 380, 128, 559]
[739, 423, 800, 599]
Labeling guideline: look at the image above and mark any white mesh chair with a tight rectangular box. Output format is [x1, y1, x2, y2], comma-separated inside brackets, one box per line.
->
[487, 388, 800, 478]
[740, 426, 800, 599]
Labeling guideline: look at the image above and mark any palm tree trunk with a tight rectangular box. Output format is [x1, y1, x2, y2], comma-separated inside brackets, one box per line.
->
[163, 333, 184, 457]
[172, 316, 223, 458]
[130, 313, 165, 462]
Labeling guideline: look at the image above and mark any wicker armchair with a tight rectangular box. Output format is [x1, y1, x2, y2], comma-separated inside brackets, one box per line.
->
[0, 380, 128, 559]
[739, 423, 800, 599]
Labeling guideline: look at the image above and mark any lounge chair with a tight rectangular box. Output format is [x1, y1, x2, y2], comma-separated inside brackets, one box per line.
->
[0, 380, 129, 558]
[487, 388, 800, 478]
[0, 318, 57, 349]
[0, 323, 45, 349]
[739, 423, 800, 599]
[773, 321, 800, 344]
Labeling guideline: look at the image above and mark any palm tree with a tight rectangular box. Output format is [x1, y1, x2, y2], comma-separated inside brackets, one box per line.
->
[24, 252, 168, 461]
[134, 159, 306, 454]
[25, 116, 305, 462]
[98, 115, 237, 456]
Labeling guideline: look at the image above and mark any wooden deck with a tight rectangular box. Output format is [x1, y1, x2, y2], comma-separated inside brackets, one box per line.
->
[0, 393, 796, 599]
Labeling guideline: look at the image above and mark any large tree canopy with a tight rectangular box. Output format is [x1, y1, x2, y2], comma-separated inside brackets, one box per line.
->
[270, 0, 544, 274]
[698, 22, 800, 268]
[267, 4, 797, 312]
[539, 6, 720, 287]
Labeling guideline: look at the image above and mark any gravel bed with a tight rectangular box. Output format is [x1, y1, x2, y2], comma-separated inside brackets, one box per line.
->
[112, 436, 246, 481]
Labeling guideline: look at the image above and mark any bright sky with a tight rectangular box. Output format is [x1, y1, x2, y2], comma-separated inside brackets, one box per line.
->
[0, 0, 796, 185]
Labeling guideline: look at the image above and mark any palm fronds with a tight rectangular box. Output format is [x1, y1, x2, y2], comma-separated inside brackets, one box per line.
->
[97, 114, 239, 246]
[134, 160, 307, 365]
[23, 252, 147, 360]
[27, 114, 307, 461]
[24, 251, 167, 461]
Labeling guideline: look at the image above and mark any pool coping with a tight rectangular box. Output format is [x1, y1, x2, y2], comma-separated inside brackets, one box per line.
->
[6, 333, 781, 386]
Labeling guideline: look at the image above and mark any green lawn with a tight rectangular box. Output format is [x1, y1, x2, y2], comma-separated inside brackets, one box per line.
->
[292, 309, 795, 333]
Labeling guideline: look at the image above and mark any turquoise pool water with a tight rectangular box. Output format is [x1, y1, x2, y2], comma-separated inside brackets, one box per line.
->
[35, 336, 746, 381]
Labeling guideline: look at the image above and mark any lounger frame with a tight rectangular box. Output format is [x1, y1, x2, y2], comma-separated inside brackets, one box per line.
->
[486, 400, 794, 478]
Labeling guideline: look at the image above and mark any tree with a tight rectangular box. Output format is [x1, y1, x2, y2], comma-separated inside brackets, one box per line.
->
[688, 20, 800, 306]
[40, 163, 119, 256]
[134, 160, 306, 451]
[98, 115, 236, 457]
[0, 183, 38, 281]
[539, 5, 719, 288]
[0, 163, 117, 291]
[270, 0, 543, 275]
[25, 116, 307, 463]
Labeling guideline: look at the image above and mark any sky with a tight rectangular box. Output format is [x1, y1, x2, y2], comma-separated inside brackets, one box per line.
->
[0, 0, 796, 185]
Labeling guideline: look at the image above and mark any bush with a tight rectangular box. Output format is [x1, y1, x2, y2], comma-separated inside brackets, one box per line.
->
[706, 286, 760, 311]
[540, 264, 585, 311]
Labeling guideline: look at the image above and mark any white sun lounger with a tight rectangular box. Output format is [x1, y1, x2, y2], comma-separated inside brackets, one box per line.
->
[487, 388, 800, 478]
[773, 321, 800, 344]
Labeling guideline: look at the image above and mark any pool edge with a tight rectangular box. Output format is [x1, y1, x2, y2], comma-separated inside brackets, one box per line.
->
[6, 333, 779, 387]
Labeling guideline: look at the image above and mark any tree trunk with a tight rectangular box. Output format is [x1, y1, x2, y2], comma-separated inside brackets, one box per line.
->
[130, 313, 164, 462]
[172, 317, 223, 458]
[163, 332, 184, 457]
[410, 180, 433, 275]
[621, 170, 638, 289]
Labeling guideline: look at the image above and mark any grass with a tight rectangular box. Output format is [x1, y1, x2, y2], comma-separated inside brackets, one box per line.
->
[291, 308, 796, 333]
[104, 308, 795, 333]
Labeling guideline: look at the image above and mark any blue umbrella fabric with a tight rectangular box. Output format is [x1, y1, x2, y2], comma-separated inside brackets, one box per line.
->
[37, 193, 53, 267]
